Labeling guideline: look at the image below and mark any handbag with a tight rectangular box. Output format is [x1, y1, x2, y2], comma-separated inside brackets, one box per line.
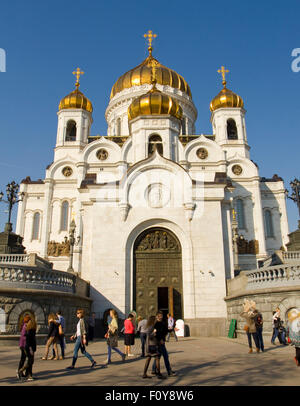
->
[243, 325, 249, 332]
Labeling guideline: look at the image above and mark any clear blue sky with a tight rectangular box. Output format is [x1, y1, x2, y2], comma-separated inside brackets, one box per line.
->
[0, 0, 299, 233]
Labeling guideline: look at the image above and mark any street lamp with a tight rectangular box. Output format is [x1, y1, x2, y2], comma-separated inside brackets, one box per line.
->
[285, 178, 300, 220]
[67, 218, 81, 273]
[0, 181, 25, 232]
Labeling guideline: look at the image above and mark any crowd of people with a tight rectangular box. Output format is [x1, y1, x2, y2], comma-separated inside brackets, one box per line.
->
[16, 308, 179, 381]
[16, 303, 300, 382]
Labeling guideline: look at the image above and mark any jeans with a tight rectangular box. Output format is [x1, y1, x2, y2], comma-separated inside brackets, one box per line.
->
[166, 329, 178, 342]
[140, 333, 147, 356]
[256, 327, 264, 351]
[107, 345, 124, 361]
[152, 342, 171, 374]
[72, 336, 94, 366]
[271, 328, 281, 343]
[246, 332, 259, 349]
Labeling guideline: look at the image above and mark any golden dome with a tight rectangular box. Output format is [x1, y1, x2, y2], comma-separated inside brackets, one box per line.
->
[110, 53, 192, 100]
[210, 85, 244, 112]
[59, 88, 93, 113]
[128, 83, 183, 121]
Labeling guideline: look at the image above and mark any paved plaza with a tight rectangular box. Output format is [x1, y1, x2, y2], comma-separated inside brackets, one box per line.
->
[0, 335, 299, 387]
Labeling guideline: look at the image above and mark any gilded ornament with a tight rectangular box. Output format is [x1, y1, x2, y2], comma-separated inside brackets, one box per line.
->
[232, 165, 243, 176]
[62, 166, 73, 177]
[96, 149, 108, 161]
[196, 148, 208, 160]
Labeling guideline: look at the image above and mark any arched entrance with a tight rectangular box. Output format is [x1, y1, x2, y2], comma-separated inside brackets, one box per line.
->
[133, 227, 183, 320]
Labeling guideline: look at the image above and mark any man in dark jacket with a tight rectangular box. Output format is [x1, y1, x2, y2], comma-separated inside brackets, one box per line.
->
[151, 311, 176, 377]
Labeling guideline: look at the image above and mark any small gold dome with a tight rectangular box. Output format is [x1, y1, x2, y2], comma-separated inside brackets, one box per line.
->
[59, 88, 93, 113]
[111, 54, 192, 100]
[128, 84, 183, 121]
[210, 85, 244, 112]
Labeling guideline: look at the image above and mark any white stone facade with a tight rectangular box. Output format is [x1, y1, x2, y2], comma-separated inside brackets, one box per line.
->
[16, 63, 290, 334]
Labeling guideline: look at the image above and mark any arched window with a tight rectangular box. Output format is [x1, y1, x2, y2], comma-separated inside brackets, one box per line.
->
[65, 120, 77, 141]
[148, 134, 163, 156]
[32, 212, 40, 240]
[236, 198, 246, 229]
[264, 209, 274, 238]
[116, 118, 121, 136]
[61, 201, 69, 231]
[227, 119, 238, 140]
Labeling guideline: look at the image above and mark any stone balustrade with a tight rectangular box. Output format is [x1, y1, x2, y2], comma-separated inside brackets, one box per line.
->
[0, 265, 76, 293]
[0, 253, 53, 268]
[246, 264, 300, 290]
[282, 251, 300, 262]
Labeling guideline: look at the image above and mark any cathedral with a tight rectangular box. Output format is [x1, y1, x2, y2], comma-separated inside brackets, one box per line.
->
[15, 31, 290, 335]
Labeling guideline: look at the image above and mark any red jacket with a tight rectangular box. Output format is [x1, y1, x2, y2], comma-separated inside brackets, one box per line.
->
[124, 319, 135, 334]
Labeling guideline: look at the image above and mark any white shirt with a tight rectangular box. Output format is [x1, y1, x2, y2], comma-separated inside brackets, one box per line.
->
[76, 320, 81, 337]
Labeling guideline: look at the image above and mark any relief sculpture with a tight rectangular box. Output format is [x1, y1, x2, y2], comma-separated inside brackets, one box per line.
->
[237, 235, 259, 255]
[47, 237, 70, 257]
[136, 230, 178, 251]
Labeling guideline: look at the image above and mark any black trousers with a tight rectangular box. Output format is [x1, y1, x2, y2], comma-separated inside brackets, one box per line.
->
[18, 348, 27, 371]
[296, 347, 300, 362]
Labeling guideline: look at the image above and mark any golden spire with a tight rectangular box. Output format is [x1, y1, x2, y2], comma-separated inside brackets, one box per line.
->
[72, 67, 84, 90]
[217, 65, 229, 87]
[144, 30, 157, 56]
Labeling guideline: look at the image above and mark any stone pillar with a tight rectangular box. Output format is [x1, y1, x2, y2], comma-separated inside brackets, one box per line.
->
[40, 179, 54, 258]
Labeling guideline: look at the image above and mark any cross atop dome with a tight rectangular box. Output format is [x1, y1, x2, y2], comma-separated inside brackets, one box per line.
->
[72, 67, 84, 89]
[217, 65, 229, 87]
[144, 30, 157, 56]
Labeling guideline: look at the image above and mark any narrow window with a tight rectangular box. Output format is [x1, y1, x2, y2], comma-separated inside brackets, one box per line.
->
[32, 212, 40, 240]
[61, 201, 69, 231]
[148, 134, 163, 156]
[264, 209, 274, 237]
[236, 199, 246, 229]
[181, 118, 186, 135]
[116, 118, 121, 136]
[227, 119, 238, 140]
[65, 120, 77, 141]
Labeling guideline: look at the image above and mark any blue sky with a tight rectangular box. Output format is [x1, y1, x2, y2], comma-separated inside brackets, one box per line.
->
[0, 0, 299, 232]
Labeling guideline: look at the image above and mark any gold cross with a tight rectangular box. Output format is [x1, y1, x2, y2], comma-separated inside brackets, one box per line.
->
[217, 65, 229, 86]
[144, 30, 157, 56]
[72, 67, 84, 89]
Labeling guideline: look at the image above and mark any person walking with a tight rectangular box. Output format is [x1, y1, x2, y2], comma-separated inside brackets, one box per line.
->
[240, 300, 260, 353]
[124, 313, 135, 357]
[18, 316, 37, 381]
[279, 320, 288, 345]
[105, 309, 125, 365]
[151, 311, 176, 377]
[52, 311, 65, 360]
[271, 308, 282, 345]
[142, 316, 165, 379]
[137, 316, 148, 357]
[253, 309, 264, 352]
[42, 313, 59, 360]
[66, 309, 96, 370]
[17, 314, 30, 380]
[166, 313, 178, 342]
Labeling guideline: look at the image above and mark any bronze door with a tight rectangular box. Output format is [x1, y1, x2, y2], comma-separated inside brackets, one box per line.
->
[133, 228, 183, 320]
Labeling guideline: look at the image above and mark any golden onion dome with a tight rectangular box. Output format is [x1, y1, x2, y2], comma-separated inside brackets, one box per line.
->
[59, 68, 93, 113]
[128, 82, 183, 121]
[111, 53, 192, 100]
[210, 85, 244, 112]
[59, 88, 93, 113]
[210, 66, 243, 112]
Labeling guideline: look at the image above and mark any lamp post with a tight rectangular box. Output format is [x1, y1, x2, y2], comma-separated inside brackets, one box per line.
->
[0, 181, 25, 232]
[67, 218, 80, 273]
[285, 178, 300, 226]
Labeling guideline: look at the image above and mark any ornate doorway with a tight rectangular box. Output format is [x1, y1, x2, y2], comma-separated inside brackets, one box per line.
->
[133, 227, 183, 320]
